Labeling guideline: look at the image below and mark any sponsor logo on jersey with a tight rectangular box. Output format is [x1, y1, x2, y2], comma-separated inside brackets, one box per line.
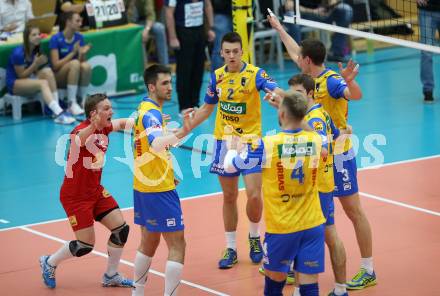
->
[220, 101, 246, 115]
[277, 142, 316, 157]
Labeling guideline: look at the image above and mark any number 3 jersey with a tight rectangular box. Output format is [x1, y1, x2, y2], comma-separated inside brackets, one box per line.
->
[204, 62, 277, 141]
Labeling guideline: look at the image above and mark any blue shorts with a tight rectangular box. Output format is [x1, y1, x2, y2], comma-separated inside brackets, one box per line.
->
[319, 192, 334, 226]
[209, 140, 261, 177]
[263, 225, 325, 275]
[333, 148, 359, 197]
[133, 189, 184, 232]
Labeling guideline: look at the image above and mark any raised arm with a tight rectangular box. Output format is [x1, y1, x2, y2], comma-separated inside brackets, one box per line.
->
[267, 13, 301, 66]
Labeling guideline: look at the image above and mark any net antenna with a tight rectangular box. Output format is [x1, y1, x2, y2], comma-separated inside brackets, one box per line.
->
[282, 0, 440, 54]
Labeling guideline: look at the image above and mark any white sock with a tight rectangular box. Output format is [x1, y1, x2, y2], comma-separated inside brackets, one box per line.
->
[361, 257, 374, 274]
[132, 251, 152, 296]
[79, 86, 88, 105]
[48, 100, 63, 116]
[164, 260, 183, 296]
[52, 91, 59, 103]
[58, 89, 66, 101]
[334, 283, 347, 295]
[67, 84, 78, 104]
[225, 231, 237, 250]
[249, 222, 260, 238]
[293, 287, 301, 296]
[47, 242, 74, 266]
[106, 245, 123, 277]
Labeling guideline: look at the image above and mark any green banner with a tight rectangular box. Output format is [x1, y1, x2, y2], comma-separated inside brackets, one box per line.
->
[0, 24, 145, 97]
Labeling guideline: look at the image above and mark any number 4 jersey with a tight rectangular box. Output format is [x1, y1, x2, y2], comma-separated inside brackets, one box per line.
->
[230, 129, 325, 234]
[204, 62, 277, 140]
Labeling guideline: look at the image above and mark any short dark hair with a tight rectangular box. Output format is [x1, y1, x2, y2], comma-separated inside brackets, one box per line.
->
[143, 64, 171, 90]
[288, 74, 315, 94]
[84, 93, 108, 119]
[281, 90, 308, 121]
[300, 39, 326, 65]
[221, 32, 242, 49]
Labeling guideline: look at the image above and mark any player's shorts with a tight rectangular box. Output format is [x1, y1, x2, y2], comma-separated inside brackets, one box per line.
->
[7, 73, 37, 94]
[209, 140, 261, 177]
[333, 148, 359, 197]
[133, 189, 184, 232]
[61, 186, 119, 232]
[263, 224, 325, 275]
[319, 191, 335, 226]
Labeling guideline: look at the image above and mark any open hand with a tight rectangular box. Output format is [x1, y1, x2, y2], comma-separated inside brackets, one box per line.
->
[338, 59, 359, 83]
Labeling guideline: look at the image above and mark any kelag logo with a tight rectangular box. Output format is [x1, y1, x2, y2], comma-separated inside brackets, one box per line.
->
[220, 101, 246, 115]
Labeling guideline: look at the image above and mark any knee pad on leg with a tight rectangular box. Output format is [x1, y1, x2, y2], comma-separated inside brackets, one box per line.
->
[69, 240, 93, 257]
[110, 223, 129, 246]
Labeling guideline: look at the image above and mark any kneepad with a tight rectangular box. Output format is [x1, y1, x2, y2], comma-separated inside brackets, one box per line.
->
[69, 240, 93, 257]
[110, 223, 129, 246]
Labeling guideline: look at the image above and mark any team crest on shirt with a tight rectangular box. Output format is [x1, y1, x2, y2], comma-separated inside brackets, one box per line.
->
[241, 77, 247, 86]
[69, 215, 78, 227]
[312, 120, 324, 131]
[260, 70, 275, 82]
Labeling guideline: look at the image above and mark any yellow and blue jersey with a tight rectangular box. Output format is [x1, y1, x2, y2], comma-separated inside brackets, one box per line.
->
[133, 98, 175, 193]
[231, 129, 325, 234]
[313, 68, 351, 153]
[204, 62, 277, 142]
[304, 103, 340, 193]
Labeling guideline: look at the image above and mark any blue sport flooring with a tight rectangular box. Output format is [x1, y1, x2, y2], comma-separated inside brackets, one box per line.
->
[1, 47, 439, 228]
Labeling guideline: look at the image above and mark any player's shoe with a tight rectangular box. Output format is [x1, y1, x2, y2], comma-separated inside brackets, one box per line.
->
[258, 266, 296, 285]
[102, 272, 134, 287]
[39, 255, 56, 289]
[218, 248, 238, 269]
[54, 112, 76, 124]
[249, 235, 263, 263]
[68, 102, 84, 116]
[346, 268, 377, 290]
[328, 290, 348, 296]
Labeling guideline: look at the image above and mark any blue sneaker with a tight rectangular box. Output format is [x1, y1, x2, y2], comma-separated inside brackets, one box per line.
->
[249, 236, 263, 264]
[102, 272, 134, 287]
[328, 291, 348, 296]
[347, 268, 377, 290]
[218, 248, 238, 269]
[39, 255, 56, 288]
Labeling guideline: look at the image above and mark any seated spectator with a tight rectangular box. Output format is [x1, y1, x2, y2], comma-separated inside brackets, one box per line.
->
[283, 0, 353, 62]
[6, 25, 75, 124]
[0, 0, 34, 33]
[49, 11, 91, 116]
[126, 0, 169, 65]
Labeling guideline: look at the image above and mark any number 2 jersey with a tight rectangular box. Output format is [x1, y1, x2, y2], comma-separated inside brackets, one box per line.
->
[204, 62, 277, 141]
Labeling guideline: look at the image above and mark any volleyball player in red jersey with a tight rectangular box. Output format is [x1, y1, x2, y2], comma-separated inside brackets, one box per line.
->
[39, 93, 134, 289]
